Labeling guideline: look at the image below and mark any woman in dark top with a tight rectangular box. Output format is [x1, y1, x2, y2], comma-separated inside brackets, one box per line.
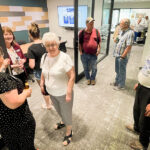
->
[27, 22, 52, 109]
[0, 49, 36, 150]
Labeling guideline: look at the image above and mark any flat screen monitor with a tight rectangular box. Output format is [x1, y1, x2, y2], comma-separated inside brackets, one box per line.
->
[57, 5, 88, 28]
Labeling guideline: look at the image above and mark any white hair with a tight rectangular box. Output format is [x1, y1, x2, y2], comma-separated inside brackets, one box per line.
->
[42, 32, 60, 46]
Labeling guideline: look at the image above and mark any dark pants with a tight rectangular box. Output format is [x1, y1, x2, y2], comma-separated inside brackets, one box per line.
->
[134, 32, 141, 42]
[133, 84, 150, 148]
[0, 137, 5, 149]
[14, 71, 27, 87]
[81, 53, 97, 80]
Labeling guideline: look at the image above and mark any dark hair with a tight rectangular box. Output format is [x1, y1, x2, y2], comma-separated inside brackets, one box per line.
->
[29, 22, 40, 39]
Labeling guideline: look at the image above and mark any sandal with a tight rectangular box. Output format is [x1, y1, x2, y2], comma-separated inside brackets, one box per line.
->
[63, 130, 73, 146]
[54, 122, 65, 130]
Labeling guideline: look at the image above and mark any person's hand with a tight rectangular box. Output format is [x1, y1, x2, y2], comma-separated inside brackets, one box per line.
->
[24, 88, 32, 97]
[80, 51, 83, 55]
[145, 104, 150, 117]
[134, 83, 138, 90]
[18, 63, 24, 69]
[3, 58, 10, 68]
[66, 92, 72, 102]
[96, 51, 100, 56]
[20, 59, 26, 65]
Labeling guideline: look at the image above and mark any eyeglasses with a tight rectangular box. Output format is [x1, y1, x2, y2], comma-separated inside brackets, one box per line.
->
[45, 43, 57, 48]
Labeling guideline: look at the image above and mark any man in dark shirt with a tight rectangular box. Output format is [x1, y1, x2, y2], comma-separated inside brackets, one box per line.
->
[79, 17, 101, 85]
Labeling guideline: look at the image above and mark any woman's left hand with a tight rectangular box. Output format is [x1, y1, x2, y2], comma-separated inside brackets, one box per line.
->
[145, 104, 150, 117]
[66, 93, 72, 102]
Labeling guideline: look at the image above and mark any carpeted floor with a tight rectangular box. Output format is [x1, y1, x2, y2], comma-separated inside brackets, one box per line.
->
[3, 44, 150, 150]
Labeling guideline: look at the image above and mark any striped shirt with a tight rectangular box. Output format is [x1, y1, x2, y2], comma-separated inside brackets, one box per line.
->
[114, 28, 134, 58]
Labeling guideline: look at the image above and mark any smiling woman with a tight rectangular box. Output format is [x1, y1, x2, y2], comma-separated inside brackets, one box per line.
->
[41, 32, 75, 146]
[2, 26, 27, 86]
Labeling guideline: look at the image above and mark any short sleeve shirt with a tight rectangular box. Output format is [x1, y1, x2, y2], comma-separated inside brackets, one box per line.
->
[27, 43, 47, 71]
[114, 28, 134, 58]
[40, 51, 73, 96]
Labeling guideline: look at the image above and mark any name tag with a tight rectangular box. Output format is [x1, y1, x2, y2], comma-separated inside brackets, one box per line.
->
[16, 49, 20, 52]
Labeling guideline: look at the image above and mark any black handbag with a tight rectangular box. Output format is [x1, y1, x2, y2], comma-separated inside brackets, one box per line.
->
[43, 84, 49, 96]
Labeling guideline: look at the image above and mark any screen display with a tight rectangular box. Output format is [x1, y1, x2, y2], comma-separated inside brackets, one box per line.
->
[57, 6, 88, 28]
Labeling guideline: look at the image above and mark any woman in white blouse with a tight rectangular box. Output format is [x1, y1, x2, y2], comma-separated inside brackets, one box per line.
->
[40, 32, 75, 146]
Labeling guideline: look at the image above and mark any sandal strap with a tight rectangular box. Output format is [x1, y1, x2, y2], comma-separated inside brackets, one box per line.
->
[56, 122, 65, 129]
[63, 135, 71, 144]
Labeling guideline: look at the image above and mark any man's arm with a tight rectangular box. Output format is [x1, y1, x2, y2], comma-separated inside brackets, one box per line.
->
[96, 43, 101, 56]
[121, 45, 132, 58]
[79, 44, 83, 55]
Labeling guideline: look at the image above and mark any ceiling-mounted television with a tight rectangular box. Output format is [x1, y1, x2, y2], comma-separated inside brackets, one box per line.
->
[57, 5, 88, 28]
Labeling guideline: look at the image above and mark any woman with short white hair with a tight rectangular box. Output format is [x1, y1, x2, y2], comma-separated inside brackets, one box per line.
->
[40, 32, 75, 146]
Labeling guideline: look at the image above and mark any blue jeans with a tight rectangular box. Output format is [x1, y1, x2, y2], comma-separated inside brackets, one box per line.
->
[81, 53, 97, 80]
[134, 32, 141, 42]
[33, 70, 42, 80]
[115, 56, 128, 88]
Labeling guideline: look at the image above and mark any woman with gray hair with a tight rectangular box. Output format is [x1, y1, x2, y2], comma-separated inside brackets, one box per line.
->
[40, 32, 75, 146]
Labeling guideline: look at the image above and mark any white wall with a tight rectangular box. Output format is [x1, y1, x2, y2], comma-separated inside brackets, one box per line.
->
[47, 0, 103, 48]
[47, 0, 74, 48]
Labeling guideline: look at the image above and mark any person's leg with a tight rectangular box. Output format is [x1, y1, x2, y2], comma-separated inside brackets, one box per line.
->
[90, 55, 97, 81]
[36, 79, 52, 109]
[139, 117, 150, 149]
[19, 113, 36, 150]
[59, 93, 73, 127]
[133, 84, 141, 132]
[58, 93, 74, 145]
[50, 95, 62, 118]
[81, 53, 90, 80]
[134, 32, 138, 42]
[115, 57, 119, 85]
[118, 57, 128, 88]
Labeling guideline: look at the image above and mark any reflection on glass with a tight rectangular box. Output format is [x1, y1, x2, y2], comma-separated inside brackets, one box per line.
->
[78, 0, 92, 74]
[111, 10, 119, 32]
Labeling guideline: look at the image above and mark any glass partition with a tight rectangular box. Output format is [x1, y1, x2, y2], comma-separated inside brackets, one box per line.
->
[74, 0, 114, 82]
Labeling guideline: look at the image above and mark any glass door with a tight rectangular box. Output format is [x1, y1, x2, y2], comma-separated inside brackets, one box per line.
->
[74, 0, 94, 82]
[100, 0, 114, 58]
[74, 0, 114, 82]
[111, 9, 120, 32]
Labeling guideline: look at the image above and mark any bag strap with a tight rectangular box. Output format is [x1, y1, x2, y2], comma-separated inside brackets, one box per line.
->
[42, 53, 47, 66]
[96, 29, 100, 45]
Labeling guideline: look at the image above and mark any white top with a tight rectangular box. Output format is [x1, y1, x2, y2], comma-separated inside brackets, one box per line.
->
[7, 47, 24, 75]
[40, 51, 73, 96]
[138, 56, 150, 88]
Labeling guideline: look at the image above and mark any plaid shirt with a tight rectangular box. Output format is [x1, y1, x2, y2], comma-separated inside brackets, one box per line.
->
[114, 28, 134, 58]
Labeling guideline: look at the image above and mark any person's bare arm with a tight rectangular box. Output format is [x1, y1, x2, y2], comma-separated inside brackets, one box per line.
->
[145, 104, 150, 117]
[96, 43, 101, 56]
[29, 59, 35, 69]
[0, 88, 32, 109]
[40, 73, 46, 94]
[66, 67, 75, 102]
[121, 45, 132, 58]
[79, 44, 83, 55]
